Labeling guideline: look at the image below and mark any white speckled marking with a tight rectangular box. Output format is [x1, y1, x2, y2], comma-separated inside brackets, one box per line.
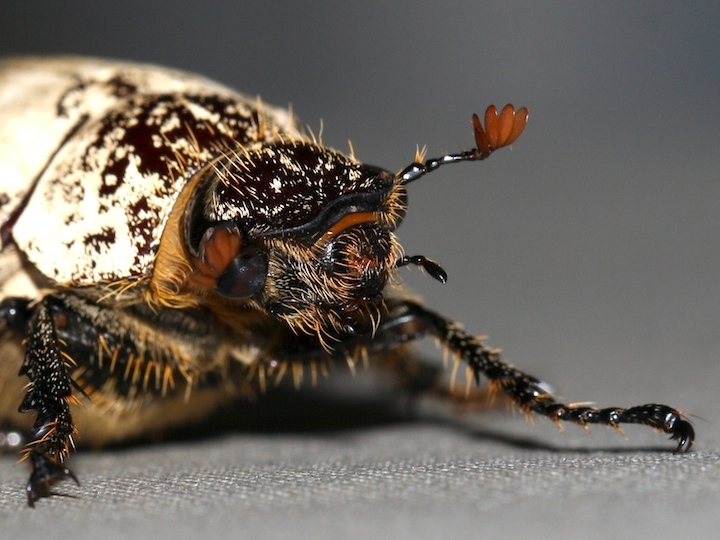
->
[0, 56, 301, 286]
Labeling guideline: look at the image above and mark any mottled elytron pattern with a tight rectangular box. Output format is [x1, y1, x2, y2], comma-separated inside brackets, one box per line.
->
[0, 57, 300, 284]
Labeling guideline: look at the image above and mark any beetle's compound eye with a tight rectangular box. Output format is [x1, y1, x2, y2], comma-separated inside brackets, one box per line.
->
[190, 223, 268, 298]
[215, 248, 268, 299]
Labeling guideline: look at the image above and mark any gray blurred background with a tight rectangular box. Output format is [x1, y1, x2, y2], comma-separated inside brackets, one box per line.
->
[1, 2, 719, 539]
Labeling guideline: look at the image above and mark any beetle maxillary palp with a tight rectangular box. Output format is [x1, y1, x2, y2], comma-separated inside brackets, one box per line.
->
[396, 255, 448, 284]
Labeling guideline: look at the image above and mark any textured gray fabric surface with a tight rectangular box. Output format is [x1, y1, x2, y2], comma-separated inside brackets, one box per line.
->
[2, 406, 719, 539]
[2, 2, 719, 539]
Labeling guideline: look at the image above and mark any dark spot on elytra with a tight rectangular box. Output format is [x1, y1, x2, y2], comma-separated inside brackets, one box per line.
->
[106, 76, 138, 98]
[127, 197, 155, 261]
[87, 93, 263, 197]
[99, 154, 130, 197]
[83, 227, 116, 250]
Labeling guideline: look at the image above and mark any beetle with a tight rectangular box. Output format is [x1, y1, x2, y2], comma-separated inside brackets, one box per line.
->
[0, 56, 694, 507]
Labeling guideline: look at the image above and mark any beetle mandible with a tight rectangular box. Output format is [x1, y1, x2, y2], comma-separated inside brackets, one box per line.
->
[0, 56, 694, 507]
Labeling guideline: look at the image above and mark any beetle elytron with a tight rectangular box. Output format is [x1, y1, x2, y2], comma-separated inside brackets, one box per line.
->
[0, 57, 694, 506]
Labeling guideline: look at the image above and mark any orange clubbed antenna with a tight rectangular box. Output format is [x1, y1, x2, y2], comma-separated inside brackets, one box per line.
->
[400, 104, 528, 184]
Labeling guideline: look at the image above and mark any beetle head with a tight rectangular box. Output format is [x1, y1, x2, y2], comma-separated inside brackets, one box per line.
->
[180, 104, 527, 342]
[183, 141, 407, 337]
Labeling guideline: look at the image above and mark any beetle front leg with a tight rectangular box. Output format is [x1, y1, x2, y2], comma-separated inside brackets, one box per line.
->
[375, 300, 695, 452]
[2, 298, 81, 506]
